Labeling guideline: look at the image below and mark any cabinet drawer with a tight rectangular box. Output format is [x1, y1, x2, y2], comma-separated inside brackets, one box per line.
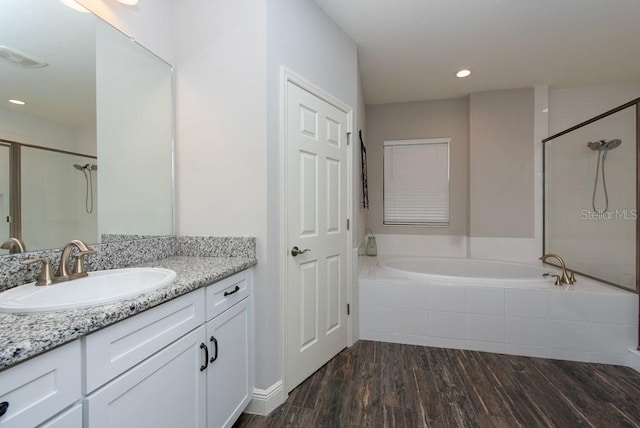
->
[205, 270, 252, 321]
[0, 340, 81, 428]
[84, 289, 205, 393]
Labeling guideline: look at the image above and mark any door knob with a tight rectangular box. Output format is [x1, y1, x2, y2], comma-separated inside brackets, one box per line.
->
[291, 246, 311, 257]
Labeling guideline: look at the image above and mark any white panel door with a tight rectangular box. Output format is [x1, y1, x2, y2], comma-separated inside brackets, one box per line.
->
[286, 81, 349, 391]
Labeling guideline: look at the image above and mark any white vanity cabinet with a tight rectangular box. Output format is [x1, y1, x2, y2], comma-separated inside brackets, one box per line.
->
[204, 271, 253, 428]
[0, 340, 81, 428]
[0, 268, 254, 428]
[84, 289, 207, 428]
[83, 289, 206, 394]
[84, 325, 207, 428]
[83, 268, 254, 428]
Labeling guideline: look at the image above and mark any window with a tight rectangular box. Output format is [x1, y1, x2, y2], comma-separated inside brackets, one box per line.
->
[383, 138, 450, 226]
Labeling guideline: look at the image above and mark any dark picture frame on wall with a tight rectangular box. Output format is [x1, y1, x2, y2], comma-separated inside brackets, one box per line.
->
[359, 130, 369, 209]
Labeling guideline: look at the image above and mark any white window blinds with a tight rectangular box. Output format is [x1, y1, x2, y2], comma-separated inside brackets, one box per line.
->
[383, 138, 450, 226]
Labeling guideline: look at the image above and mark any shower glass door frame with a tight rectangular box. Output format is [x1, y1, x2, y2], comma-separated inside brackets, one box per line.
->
[0, 138, 97, 250]
[542, 98, 640, 292]
[0, 141, 21, 242]
[541, 97, 640, 350]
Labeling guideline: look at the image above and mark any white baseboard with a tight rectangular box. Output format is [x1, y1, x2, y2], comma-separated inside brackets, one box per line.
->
[630, 349, 640, 374]
[244, 380, 287, 416]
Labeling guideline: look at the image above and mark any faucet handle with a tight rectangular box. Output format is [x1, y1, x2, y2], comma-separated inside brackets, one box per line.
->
[20, 257, 55, 286]
[72, 249, 96, 277]
[569, 271, 576, 283]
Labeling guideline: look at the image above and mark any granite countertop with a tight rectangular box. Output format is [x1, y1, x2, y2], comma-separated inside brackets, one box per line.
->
[0, 255, 257, 372]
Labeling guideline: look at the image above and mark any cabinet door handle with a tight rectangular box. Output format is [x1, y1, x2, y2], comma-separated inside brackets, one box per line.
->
[200, 343, 208, 371]
[223, 285, 240, 297]
[210, 336, 218, 363]
[0, 401, 8, 417]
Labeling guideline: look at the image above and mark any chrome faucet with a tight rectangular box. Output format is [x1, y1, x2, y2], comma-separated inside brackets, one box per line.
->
[1, 237, 26, 254]
[540, 253, 576, 285]
[56, 240, 96, 281]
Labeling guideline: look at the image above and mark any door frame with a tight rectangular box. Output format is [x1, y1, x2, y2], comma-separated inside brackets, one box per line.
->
[279, 67, 354, 392]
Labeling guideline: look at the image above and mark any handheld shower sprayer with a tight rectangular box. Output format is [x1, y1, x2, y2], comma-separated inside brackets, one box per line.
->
[587, 139, 621, 213]
[73, 163, 97, 214]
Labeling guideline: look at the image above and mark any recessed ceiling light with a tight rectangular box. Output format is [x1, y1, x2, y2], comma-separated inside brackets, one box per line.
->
[456, 69, 471, 78]
[9, 99, 26, 105]
[116, 0, 139, 5]
[59, 0, 90, 13]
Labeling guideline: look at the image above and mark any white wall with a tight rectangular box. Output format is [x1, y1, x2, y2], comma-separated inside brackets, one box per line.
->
[172, 0, 267, 243]
[469, 88, 535, 239]
[353, 64, 367, 341]
[549, 83, 640, 135]
[365, 98, 470, 237]
[172, 0, 270, 397]
[21, 149, 98, 250]
[265, 0, 359, 394]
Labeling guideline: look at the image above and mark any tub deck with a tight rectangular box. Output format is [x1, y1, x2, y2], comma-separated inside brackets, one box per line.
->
[359, 256, 638, 366]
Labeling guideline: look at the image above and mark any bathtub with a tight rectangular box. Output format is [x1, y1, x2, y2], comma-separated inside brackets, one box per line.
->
[378, 257, 553, 287]
[359, 256, 638, 367]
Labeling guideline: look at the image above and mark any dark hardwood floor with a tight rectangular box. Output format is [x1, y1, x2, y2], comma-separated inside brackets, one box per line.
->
[233, 340, 640, 427]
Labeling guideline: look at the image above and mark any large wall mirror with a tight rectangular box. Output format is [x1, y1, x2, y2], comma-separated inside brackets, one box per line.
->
[0, 0, 173, 255]
[543, 98, 639, 292]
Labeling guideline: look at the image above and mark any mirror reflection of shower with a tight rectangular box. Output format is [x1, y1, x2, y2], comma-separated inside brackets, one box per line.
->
[74, 163, 98, 214]
[587, 139, 622, 213]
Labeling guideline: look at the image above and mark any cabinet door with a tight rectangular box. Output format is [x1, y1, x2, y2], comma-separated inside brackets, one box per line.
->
[206, 297, 253, 428]
[0, 340, 80, 428]
[39, 404, 82, 428]
[85, 326, 207, 428]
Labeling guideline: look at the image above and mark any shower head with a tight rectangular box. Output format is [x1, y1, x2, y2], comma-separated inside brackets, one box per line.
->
[73, 164, 85, 171]
[587, 139, 622, 151]
[603, 139, 622, 150]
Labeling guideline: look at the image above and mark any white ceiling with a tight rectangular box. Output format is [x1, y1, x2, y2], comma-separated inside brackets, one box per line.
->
[314, 0, 640, 104]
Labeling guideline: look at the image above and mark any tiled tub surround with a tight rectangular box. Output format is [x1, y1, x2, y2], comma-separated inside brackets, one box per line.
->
[359, 257, 639, 366]
[0, 236, 257, 370]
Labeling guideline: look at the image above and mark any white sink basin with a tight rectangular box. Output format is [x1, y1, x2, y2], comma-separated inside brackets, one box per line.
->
[0, 268, 177, 313]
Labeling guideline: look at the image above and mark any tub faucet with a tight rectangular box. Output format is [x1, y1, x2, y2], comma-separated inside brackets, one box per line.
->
[56, 239, 96, 281]
[539, 253, 576, 285]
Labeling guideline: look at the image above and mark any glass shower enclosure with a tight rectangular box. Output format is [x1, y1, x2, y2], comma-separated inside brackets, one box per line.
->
[543, 98, 639, 292]
[0, 139, 98, 255]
